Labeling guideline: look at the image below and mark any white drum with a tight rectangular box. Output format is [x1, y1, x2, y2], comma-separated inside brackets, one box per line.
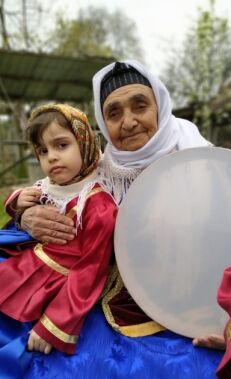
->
[114, 147, 231, 338]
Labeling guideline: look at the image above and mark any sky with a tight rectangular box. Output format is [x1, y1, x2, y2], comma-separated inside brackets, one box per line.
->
[45, 0, 231, 76]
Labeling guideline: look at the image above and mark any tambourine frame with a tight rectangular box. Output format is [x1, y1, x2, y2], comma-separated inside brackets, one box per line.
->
[115, 147, 231, 337]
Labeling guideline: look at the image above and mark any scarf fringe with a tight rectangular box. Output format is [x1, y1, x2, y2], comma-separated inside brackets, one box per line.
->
[35, 176, 101, 235]
[98, 147, 142, 205]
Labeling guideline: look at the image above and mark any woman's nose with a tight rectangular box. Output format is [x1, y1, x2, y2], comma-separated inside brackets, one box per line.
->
[122, 110, 138, 130]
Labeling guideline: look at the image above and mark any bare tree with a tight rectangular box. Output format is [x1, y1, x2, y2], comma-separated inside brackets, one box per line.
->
[0, 0, 10, 48]
[163, 0, 231, 141]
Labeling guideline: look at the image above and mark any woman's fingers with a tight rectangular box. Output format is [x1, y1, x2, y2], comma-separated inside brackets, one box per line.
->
[21, 205, 75, 244]
[193, 334, 225, 350]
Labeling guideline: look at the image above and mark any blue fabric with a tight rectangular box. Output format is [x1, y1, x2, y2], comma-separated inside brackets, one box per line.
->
[0, 220, 33, 245]
[0, 225, 223, 378]
[0, 313, 32, 379]
[0, 305, 223, 379]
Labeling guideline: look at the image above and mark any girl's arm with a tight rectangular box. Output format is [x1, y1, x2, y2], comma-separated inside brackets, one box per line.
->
[27, 330, 52, 355]
[14, 187, 42, 212]
[5, 186, 41, 223]
[31, 190, 117, 354]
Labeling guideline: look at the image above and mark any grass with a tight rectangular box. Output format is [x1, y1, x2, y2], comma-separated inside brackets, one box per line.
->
[0, 188, 12, 228]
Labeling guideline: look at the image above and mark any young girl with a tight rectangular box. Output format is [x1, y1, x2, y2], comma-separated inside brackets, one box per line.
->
[0, 104, 117, 359]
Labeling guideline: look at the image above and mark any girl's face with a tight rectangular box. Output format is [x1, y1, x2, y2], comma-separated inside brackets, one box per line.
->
[35, 121, 83, 185]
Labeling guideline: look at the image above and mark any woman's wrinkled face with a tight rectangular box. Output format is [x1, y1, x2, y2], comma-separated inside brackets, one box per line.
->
[102, 84, 158, 151]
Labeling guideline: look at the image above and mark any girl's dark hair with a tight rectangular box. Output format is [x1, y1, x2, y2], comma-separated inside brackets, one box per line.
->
[26, 110, 74, 145]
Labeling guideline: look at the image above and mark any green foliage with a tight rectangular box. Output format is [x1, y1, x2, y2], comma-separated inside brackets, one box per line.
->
[50, 9, 112, 58]
[163, 0, 231, 141]
[0, 191, 10, 228]
[49, 6, 143, 60]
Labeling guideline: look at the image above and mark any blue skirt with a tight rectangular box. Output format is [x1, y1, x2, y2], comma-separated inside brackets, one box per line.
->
[0, 224, 223, 379]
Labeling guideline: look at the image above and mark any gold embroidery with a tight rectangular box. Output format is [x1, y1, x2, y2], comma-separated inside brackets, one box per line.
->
[40, 314, 78, 343]
[65, 207, 77, 219]
[86, 187, 104, 199]
[34, 244, 69, 276]
[102, 268, 124, 332]
[100, 264, 120, 299]
[120, 321, 166, 337]
[226, 320, 231, 340]
[65, 188, 105, 219]
[102, 264, 166, 337]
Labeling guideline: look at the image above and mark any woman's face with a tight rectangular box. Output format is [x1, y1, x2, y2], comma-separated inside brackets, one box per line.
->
[102, 84, 158, 151]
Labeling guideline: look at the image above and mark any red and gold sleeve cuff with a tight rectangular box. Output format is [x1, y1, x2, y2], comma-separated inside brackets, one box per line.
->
[33, 314, 78, 355]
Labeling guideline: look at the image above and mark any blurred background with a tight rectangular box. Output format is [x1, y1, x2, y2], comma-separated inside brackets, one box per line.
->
[0, 0, 231, 224]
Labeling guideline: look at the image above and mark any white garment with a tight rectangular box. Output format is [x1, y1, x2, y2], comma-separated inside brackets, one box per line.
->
[92, 59, 210, 203]
[35, 171, 99, 232]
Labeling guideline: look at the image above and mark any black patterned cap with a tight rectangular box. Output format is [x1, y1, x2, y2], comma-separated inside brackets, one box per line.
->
[100, 62, 151, 108]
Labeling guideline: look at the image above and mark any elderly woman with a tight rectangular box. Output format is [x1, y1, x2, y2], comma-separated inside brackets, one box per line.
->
[1, 60, 224, 378]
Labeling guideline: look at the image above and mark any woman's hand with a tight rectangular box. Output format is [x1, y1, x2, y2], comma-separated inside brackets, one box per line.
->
[28, 330, 52, 355]
[16, 187, 42, 211]
[21, 204, 76, 244]
[192, 334, 225, 350]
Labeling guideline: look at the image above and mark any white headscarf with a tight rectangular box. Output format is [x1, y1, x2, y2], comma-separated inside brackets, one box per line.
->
[93, 59, 210, 203]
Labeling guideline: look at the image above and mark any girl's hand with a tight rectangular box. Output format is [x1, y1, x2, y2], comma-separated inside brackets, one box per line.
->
[16, 187, 42, 210]
[27, 329, 52, 354]
[192, 334, 225, 350]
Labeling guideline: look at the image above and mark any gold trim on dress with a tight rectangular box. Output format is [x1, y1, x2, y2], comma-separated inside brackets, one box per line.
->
[65, 187, 105, 219]
[100, 264, 119, 299]
[86, 187, 104, 199]
[34, 243, 69, 276]
[65, 207, 77, 219]
[40, 314, 78, 344]
[226, 320, 231, 340]
[120, 321, 166, 337]
[102, 267, 124, 332]
[102, 265, 166, 337]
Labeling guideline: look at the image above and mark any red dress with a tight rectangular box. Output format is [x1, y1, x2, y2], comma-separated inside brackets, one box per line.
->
[0, 184, 117, 354]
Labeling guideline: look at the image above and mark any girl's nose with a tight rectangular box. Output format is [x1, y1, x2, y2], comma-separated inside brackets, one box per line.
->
[48, 150, 58, 162]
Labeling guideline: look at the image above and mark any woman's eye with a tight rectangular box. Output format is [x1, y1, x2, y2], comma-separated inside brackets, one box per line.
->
[137, 103, 146, 110]
[109, 112, 117, 118]
[108, 109, 120, 119]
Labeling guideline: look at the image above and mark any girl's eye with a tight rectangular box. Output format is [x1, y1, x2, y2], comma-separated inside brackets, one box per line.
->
[37, 147, 47, 156]
[58, 143, 68, 149]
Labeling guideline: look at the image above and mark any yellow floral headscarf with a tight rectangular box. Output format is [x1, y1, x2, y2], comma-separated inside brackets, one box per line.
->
[28, 104, 100, 182]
